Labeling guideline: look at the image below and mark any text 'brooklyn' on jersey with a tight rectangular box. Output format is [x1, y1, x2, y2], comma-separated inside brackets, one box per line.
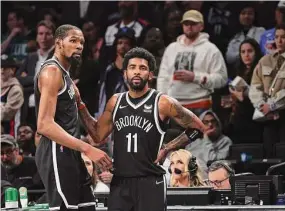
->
[112, 89, 166, 177]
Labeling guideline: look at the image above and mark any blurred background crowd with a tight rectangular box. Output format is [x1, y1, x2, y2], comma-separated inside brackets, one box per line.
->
[1, 0, 285, 203]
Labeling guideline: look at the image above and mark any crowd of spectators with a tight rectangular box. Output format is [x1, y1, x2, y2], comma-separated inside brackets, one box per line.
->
[1, 0, 285, 199]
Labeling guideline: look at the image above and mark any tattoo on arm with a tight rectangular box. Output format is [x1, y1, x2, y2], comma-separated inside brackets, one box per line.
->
[78, 104, 101, 144]
[163, 127, 203, 153]
[163, 132, 189, 153]
[170, 102, 194, 128]
[155, 96, 207, 160]
[169, 99, 206, 132]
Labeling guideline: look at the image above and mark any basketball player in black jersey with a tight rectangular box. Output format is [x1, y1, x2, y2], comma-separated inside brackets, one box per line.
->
[74, 47, 207, 211]
[34, 24, 112, 210]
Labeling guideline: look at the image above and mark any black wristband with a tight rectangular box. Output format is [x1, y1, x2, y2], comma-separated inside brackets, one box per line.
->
[185, 128, 203, 142]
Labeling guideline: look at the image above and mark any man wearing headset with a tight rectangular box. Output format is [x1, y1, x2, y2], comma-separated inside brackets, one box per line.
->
[207, 160, 235, 189]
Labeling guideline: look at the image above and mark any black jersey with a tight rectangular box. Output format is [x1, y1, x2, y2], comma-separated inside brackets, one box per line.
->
[34, 58, 78, 137]
[112, 89, 166, 177]
[34, 58, 94, 209]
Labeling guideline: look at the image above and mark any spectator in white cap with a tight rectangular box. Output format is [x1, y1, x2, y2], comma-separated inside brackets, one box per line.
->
[260, 1, 285, 55]
[157, 9, 227, 124]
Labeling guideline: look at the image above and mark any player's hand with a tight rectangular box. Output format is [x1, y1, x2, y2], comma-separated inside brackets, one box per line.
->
[85, 146, 112, 172]
[154, 147, 168, 165]
[99, 171, 113, 184]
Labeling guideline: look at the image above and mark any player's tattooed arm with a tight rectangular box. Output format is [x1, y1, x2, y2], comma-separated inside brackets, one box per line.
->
[154, 132, 190, 164]
[73, 84, 100, 146]
[72, 83, 99, 145]
[154, 96, 206, 164]
[77, 102, 100, 145]
[167, 96, 206, 132]
[95, 95, 117, 143]
[73, 83, 116, 144]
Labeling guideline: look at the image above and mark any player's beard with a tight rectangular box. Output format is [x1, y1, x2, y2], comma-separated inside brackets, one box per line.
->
[127, 76, 148, 91]
[66, 53, 82, 69]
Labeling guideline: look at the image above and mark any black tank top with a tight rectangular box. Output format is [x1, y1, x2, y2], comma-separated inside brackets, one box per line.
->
[112, 89, 166, 177]
[34, 58, 92, 194]
[34, 57, 78, 138]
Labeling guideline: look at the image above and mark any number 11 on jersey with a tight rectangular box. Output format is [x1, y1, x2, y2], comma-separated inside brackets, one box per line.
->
[126, 133, 137, 153]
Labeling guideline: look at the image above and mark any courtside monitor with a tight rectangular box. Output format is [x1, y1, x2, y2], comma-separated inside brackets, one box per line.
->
[167, 187, 212, 206]
[230, 175, 282, 205]
[211, 189, 232, 205]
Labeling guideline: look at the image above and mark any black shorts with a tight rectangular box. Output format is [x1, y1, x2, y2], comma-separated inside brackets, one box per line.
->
[36, 138, 95, 210]
[107, 175, 166, 211]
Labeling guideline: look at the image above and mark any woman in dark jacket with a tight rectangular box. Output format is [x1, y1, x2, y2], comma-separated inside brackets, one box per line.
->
[228, 38, 263, 144]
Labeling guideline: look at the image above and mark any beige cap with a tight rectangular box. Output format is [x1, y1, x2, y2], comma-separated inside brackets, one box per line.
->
[181, 10, 204, 24]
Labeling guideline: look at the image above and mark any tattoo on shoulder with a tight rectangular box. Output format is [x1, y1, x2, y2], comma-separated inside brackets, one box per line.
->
[170, 100, 193, 127]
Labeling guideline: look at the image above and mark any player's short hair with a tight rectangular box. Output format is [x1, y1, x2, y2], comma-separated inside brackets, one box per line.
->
[123, 47, 156, 72]
[54, 24, 81, 40]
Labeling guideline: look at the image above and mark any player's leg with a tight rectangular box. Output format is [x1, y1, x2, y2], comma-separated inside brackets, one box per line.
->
[78, 183, 96, 211]
[35, 141, 63, 210]
[136, 175, 167, 211]
[107, 177, 134, 211]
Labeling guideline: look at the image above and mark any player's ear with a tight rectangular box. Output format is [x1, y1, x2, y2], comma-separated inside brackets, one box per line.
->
[55, 38, 62, 49]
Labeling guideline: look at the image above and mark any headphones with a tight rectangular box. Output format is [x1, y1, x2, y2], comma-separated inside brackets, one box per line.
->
[188, 156, 198, 174]
[168, 155, 198, 175]
[209, 160, 235, 177]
